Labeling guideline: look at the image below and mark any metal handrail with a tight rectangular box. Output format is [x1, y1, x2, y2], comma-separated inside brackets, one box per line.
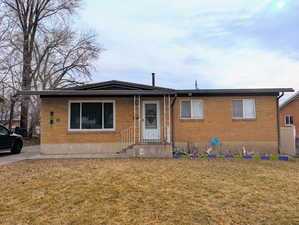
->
[121, 127, 134, 151]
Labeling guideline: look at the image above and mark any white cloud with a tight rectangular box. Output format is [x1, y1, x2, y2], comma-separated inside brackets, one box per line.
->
[76, 0, 298, 91]
[194, 47, 299, 89]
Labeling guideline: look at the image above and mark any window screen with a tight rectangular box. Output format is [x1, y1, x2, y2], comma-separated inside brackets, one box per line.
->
[104, 103, 114, 129]
[181, 101, 191, 118]
[70, 103, 80, 129]
[181, 100, 203, 119]
[82, 103, 102, 129]
[232, 100, 243, 118]
[192, 100, 203, 118]
[232, 99, 256, 119]
[243, 99, 256, 118]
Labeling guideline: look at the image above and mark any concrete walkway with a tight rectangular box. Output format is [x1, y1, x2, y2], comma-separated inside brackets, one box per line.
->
[0, 145, 41, 166]
[0, 145, 129, 166]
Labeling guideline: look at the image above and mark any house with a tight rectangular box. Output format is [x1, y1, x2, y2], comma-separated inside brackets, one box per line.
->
[279, 92, 299, 156]
[0, 119, 20, 129]
[19, 75, 293, 157]
[280, 92, 299, 136]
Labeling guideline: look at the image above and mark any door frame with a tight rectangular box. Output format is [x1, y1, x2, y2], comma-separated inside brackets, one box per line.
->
[142, 100, 160, 141]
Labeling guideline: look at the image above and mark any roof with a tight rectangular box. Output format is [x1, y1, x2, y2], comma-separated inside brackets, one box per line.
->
[17, 80, 294, 97]
[280, 91, 299, 109]
[63, 80, 173, 91]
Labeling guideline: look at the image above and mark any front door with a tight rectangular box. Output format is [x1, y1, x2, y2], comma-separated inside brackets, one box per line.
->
[142, 101, 160, 142]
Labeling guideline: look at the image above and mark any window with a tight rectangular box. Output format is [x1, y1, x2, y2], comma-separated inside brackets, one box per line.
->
[70, 103, 80, 129]
[82, 103, 103, 129]
[0, 126, 9, 136]
[145, 103, 158, 129]
[181, 100, 203, 119]
[232, 99, 256, 119]
[69, 101, 114, 130]
[285, 115, 294, 125]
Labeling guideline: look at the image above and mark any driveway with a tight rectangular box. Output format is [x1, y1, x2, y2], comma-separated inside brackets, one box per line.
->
[0, 145, 130, 166]
[0, 145, 41, 166]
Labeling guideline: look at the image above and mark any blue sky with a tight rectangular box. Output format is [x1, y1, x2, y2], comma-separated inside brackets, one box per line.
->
[76, 0, 299, 91]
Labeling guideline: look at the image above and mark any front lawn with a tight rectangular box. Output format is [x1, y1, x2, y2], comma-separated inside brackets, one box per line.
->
[0, 159, 298, 225]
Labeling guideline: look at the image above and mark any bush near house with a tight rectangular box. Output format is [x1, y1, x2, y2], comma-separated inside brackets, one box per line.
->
[0, 159, 298, 225]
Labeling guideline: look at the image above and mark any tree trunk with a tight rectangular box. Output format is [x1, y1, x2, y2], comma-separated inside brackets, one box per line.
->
[8, 95, 16, 131]
[20, 37, 32, 134]
[20, 98, 29, 130]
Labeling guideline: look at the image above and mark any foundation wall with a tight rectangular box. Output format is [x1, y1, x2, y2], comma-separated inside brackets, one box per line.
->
[41, 143, 121, 155]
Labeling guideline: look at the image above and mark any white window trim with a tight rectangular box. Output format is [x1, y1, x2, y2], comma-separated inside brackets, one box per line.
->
[232, 99, 256, 119]
[180, 99, 204, 119]
[68, 100, 116, 132]
[285, 115, 294, 126]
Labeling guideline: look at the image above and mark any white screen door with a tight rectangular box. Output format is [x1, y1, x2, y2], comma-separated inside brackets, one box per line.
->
[142, 101, 160, 142]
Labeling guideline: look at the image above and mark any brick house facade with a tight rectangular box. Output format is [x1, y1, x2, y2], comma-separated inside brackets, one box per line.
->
[20, 79, 293, 157]
[280, 92, 299, 137]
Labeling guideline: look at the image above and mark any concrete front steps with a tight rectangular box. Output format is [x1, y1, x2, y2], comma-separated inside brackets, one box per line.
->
[122, 143, 173, 158]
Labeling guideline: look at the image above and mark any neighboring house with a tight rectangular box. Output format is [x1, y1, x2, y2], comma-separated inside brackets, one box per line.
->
[19, 76, 293, 157]
[0, 119, 20, 129]
[280, 92, 299, 136]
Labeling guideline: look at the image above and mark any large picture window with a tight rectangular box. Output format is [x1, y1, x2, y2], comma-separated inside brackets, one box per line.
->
[232, 99, 256, 119]
[180, 100, 204, 119]
[69, 101, 115, 130]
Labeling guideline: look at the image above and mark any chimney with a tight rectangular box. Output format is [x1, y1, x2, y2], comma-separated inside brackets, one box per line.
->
[152, 73, 155, 87]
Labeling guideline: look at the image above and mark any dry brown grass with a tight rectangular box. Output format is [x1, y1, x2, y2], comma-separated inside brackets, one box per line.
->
[0, 159, 299, 225]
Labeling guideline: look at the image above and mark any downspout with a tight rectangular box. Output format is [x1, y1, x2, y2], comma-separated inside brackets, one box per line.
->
[277, 92, 285, 154]
[171, 94, 177, 148]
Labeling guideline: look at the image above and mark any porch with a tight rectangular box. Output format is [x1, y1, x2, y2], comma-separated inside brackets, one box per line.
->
[120, 95, 173, 157]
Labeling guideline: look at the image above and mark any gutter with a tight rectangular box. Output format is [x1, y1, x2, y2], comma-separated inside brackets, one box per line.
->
[277, 92, 285, 154]
[170, 94, 177, 148]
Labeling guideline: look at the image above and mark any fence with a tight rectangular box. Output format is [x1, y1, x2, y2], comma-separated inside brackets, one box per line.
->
[280, 126, 297, 156]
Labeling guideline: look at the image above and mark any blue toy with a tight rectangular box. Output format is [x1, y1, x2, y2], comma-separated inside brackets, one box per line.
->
[210, 137, 219, 145]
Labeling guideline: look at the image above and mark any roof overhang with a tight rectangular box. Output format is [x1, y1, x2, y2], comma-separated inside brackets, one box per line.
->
[279, 91, 299, 109]
[18, 88, 294, 97]
[18, 90, 174, 97]
[176, 88, 294, 97]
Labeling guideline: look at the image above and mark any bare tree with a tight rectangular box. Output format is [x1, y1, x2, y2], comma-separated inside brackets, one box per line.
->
[0, 0, 83, 131]
[0, 0, 102, 137]
[30, 28, 100, 136]
[32, 28, 100, 90]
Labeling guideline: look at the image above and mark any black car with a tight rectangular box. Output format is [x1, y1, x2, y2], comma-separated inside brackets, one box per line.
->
[0, 125, 23, 154]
